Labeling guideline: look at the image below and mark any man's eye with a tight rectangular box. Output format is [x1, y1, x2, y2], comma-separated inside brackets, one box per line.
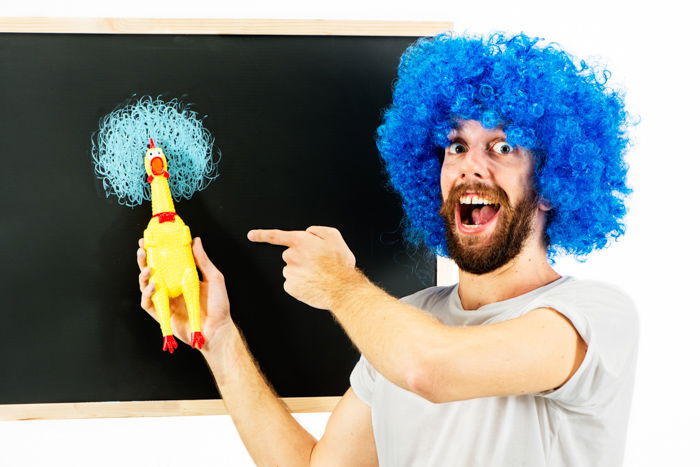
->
[447, 142, 467, 154]
[493, 141, 514, 154]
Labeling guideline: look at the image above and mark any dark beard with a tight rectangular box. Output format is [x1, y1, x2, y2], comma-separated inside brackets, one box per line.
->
[439, 182, 539, 275]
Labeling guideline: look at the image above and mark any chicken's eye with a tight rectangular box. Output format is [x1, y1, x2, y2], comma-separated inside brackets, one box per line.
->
[447, 142, 467, 154]
[493, 141, 514, 155]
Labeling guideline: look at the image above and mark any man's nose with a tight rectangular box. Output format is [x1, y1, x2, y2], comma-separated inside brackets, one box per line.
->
[458, 146, 490, 180]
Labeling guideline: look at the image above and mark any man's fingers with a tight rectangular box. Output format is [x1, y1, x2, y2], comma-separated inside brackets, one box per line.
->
[192, 237, 222, 282]
[305, 225, 340, 240]
[139, 267, 152, 292]
[248, 229, 304, 247]
[136, 246, 147, 271]
[140, 282, 156, 316]
[281, 247, 296, 264]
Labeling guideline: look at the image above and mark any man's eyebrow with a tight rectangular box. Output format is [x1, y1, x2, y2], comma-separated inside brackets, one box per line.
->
[446, 134, 509, 143]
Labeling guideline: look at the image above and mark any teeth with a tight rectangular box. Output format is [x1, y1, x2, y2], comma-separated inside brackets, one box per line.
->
[459, 195, 493, 205]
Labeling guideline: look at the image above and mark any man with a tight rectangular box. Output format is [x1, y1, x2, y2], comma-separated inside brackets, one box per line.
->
[137, 32, 638, 466]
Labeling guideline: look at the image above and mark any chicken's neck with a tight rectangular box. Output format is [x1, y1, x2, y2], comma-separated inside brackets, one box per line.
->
[150, 176, 176, 216]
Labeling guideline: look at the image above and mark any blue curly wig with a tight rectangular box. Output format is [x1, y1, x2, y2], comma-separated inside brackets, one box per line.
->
[377, 32, 632, 258]
[92, 96, 219, 207]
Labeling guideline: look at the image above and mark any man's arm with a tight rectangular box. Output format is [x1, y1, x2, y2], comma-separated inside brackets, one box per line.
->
[248, 227, 587, 404]
[328, 276, 587, 403]
[202, 326, 377, 467]
[137, 239, 377, 467]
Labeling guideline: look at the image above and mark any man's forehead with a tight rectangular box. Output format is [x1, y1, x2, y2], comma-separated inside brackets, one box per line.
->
[448, 119, 507, 140]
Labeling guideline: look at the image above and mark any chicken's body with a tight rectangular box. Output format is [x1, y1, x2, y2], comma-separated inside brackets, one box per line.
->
[143, 140, 204, 353]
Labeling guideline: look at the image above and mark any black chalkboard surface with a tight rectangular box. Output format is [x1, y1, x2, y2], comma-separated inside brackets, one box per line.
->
[0, 33, 435, 405]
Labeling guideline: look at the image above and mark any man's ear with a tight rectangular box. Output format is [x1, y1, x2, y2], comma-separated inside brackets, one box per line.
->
[538, 198, 553, 212]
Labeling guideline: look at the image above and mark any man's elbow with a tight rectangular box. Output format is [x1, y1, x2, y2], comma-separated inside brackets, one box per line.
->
[402, 329, 468, 403]
[404, 352, 481, 404]
[404, 358, 446, 404]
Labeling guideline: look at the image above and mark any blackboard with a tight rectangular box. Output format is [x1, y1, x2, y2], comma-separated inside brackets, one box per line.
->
[0, 27, 437, 409]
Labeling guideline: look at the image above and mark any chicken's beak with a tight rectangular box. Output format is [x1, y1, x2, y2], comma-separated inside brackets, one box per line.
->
[151, 157, 164, 175]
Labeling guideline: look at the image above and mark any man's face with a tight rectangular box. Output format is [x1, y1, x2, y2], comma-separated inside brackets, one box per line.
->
[439, 120, 544, 274]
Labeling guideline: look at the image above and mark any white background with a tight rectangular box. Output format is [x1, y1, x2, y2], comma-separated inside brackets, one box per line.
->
[1, 1, 698, 466]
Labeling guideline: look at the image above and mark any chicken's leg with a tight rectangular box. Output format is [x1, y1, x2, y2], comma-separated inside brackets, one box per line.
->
[182, 266, 205, 349]
[150, 274, 178, 353]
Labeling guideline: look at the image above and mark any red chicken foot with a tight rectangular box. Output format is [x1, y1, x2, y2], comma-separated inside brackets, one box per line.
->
[190, 332, 205, 349]
[162, 335, 178, 353]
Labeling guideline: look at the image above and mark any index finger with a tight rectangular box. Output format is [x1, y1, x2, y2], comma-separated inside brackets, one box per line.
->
[247, 229, 302, 247]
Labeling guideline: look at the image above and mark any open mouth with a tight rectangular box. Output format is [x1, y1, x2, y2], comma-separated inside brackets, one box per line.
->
[150, 157, 164, 175]
[457, 194, 501, 229]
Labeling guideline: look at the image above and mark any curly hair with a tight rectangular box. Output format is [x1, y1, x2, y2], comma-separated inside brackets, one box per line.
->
[377, 32, 632, 258]
[92, 96, 219, 207]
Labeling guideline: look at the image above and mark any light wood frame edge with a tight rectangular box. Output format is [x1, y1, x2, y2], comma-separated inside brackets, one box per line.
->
[0, 17, 453, 36]
[0, 397, 341, 421]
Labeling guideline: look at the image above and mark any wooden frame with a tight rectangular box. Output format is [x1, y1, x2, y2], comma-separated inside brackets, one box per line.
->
[0, 17, 452, 36]
[0, 16, 452, 421]
[0, 397, 341, 421]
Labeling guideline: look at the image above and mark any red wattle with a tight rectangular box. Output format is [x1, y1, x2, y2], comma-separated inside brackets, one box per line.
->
[152, 212, 177, 223]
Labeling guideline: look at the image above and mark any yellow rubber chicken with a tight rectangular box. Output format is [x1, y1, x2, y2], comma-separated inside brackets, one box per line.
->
[143, 138, 205, 353]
